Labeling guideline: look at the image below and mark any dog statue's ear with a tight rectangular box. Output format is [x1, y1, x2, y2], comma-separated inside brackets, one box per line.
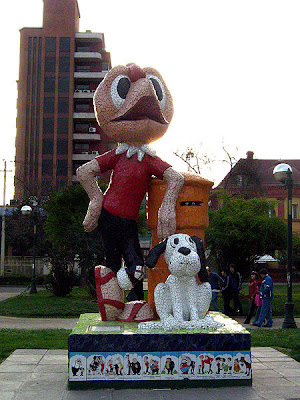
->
[191, 236, 209, 283]
[145, 239, 167, 269]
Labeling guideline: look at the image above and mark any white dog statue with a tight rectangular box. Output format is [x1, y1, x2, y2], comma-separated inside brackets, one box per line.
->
[138, 234, 222, 331]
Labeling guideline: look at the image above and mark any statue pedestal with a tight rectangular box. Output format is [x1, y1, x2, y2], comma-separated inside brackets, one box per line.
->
[68, 312, 252, 389]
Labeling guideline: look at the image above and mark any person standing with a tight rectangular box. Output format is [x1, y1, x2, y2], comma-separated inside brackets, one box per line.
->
[244, 271, 260, 324]
[252, 281, 263, 325]
[229, 264, 243, 316]
[221, 269, 235, 316]
[253, 268, 273, 327]
[206, 267, 224, 311]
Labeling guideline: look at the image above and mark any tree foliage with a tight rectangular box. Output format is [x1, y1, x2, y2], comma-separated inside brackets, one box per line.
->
[44, 184, 106, 296]
[5, 203, 49, 257]
[205, 192, 287, 275]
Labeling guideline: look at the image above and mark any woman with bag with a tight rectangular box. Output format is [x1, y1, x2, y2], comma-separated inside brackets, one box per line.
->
[244, 271, 261, 324]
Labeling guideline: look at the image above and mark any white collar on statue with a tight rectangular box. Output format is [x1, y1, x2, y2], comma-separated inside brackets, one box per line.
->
[115, 143, 156, 162]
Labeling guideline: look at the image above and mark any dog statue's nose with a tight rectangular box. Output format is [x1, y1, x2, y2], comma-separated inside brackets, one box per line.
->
[178, 247, 191, 256]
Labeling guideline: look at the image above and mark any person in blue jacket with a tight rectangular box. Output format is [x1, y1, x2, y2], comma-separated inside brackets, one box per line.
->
[206, 267, 224, 311]
[253, 268, 273, 327]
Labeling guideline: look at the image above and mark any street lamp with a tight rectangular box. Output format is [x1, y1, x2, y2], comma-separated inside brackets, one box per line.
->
[273, 163, 297, 329]
[21, 205, 37, 294]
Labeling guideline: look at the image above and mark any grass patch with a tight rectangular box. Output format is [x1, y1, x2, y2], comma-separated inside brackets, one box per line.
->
[0, 287, 148, 318]
[0, 287, 99, 317]
[249, 328, 300, 362]
[0, 329, 70, 364]
[0, 284, 298, 318]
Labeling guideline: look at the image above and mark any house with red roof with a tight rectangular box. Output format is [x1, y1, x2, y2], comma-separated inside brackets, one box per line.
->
[214, 151, 300, 236]
[212, 151, 300, 281]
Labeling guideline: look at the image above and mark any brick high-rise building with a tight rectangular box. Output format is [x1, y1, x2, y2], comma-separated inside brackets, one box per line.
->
[14, 0, 112, 201]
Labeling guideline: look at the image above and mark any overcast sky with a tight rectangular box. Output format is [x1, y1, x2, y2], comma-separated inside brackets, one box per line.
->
[1, 0, 300, 201]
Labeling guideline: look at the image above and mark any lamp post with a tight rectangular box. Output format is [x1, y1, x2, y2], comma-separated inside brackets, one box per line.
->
[273, 163, 297, 329]
[21, 205, 37, 294]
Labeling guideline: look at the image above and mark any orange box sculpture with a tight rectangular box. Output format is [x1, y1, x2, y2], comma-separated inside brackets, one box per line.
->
[147, 172, 213, 310]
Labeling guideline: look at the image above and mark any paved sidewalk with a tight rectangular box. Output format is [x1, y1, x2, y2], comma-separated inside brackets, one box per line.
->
[0, 286, 44, 302]
[234, 316, 299, 329]
[0, 286, 28, 302]
[0, 316, 79, 330]
[0, 347, 299, 400]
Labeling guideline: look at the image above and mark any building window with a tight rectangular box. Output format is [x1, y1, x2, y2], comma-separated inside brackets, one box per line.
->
[74, 143, 89, 152]
[43, 97, 55, 113]
[57, 139, 68, 155]
[45, 57, 56, 73]
[59, 56, 70, 73]
[44, 77, 55, 92]
[102, 62, 109, 71]
[292, 204, 298, 220]
[57, 118, 69, 134]
[73, 162, 84, 175]
[76, 45, 90, 52]
[58, 78, 69, 92]
[75, 102, 90, 112]
[59, 37, 70, 52]
[58, 97, 69, 113]
[42, 138, 53, 155]
[57, 160, 68, 176]
[45, 37, 56, 52]
[76, 65, 90, 72]
[74, 123, 89, 132]
[43, 118, 54, 134]
[42, 159, 53, 176]
[75, 83, 90, 91]
[235, 175, 245, 187]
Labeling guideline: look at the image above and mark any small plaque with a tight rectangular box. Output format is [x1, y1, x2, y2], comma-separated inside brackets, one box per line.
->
[88, 325, 123, 332]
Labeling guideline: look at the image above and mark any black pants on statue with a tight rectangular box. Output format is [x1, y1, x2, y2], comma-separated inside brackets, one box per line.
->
[98, 208, 144, 301]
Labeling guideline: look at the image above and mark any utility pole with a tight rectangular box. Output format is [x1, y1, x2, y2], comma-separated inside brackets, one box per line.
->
[0, 160, 7, 276]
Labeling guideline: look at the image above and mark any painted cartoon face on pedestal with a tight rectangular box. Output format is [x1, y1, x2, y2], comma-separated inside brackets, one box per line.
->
[93, 63, 174, 145]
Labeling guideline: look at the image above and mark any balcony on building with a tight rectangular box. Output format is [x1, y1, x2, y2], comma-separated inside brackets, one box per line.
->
[75, 32, 104, 43]
[73, 112, 95, 119]
[74, 82, 98, 99]
[74, 71, 107, 79]
[73, 132, 101, 141]
[72, 152, 99, 161]
[73, 123, 100, 141]
[74, 89, 95, 99]
[74, 51, 102, 61]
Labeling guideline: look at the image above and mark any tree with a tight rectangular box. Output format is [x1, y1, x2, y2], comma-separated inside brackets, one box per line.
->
[44, 183, 106, 296]
[44, 179, 149, 296]
[5, 202, 49, 257]
[174, 143, 239, 179]
[279, 233, 300, 270]
[174, 145, 214, 175]
[205, 192, 287, 276]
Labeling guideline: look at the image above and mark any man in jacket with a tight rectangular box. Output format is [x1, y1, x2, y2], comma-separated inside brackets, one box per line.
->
[207, 267, 224, 311]
[253, 268, 273, 327]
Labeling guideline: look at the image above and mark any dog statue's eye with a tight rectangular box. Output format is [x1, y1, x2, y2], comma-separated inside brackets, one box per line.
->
[170, 237, 179, 248]
[189, 237, 193, 243]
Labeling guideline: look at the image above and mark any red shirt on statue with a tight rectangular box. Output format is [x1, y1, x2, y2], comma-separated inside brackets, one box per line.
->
[96, 149, 171, 221]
